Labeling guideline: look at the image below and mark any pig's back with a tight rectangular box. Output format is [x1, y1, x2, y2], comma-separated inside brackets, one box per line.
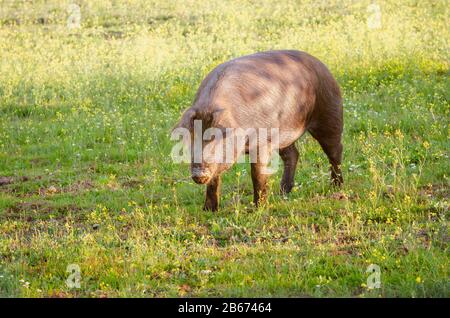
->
[210, 50, 322, 131]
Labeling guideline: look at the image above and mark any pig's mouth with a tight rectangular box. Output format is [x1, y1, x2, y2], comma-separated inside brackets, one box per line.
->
[191, 168, 212, 184]
[192, 175, 211, 184]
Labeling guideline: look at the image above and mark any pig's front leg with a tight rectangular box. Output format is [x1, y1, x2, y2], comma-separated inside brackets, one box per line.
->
[203, 176, 221, 211]
[251, 163, 269, 207]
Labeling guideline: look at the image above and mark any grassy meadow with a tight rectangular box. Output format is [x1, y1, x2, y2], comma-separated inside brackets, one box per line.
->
[0, 0, 448, 297]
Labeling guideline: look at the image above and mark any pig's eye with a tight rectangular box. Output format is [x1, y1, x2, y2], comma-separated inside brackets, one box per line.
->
[204, 134, 219, 144]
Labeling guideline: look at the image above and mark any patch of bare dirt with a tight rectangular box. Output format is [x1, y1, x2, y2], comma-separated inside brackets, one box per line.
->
[0, 176, 14, 186]
[419, 184, 449, 200]
[312, 191, 359, 203]
[35, 180, 94, 196]
[330, 247, 355, 256]
[37, 186, 59, 196]
[102, 30, 125, 39]
[63, 180, 94, 193]
[330, 192, 349, 200]
[47, 291, 74, 298]
[5, 201, 84, 222]
[0, 175, 40, 193]
[121, 179, 143, 188]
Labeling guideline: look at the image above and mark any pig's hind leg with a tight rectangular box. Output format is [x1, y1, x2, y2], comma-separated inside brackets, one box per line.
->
[308, 124, 343, 187]
[279, 143, 299, 194]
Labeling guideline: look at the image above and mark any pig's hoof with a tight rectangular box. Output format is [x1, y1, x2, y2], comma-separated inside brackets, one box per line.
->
[203, 202, 218, 212]
[331, 177, 343, 188]
[280, 183, 294, 195]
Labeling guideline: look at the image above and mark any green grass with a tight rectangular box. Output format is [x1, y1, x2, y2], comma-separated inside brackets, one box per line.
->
[0, 0, 448, 297]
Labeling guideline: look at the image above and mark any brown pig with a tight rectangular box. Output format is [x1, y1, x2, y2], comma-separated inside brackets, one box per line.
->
[173, 50, 343, 211]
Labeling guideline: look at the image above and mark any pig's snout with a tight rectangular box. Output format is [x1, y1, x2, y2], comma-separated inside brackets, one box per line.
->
[191, 167, 212, 184]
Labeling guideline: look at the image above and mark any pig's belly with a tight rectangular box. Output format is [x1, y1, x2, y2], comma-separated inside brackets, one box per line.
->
[241, 126, 306, 154]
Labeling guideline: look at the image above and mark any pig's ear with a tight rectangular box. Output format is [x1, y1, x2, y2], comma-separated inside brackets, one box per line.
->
[173, 109, 196, 131]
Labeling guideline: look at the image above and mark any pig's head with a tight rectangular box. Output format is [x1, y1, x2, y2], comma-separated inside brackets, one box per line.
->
[173, 109, 236, 185]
